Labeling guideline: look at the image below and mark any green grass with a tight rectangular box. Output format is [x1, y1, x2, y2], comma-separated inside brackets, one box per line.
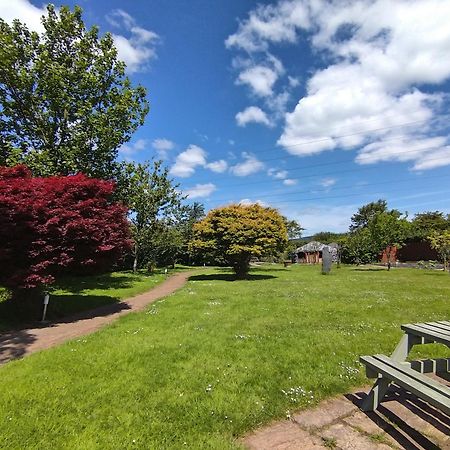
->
[0, 265, 448, 449]
[0, 268, 180, 331]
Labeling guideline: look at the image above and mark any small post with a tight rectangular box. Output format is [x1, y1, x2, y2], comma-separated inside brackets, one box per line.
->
[164, 268, 168, 276]
[41, 292, 50, 322]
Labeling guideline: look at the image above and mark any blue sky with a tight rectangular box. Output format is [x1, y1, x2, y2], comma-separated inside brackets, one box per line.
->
[3, 0, 450, 234]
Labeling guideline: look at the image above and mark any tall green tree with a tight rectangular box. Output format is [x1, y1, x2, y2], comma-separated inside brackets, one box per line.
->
[122, 160, 182, 272]
[366, 212, 411, 269]
[0, 5, 148, 178]
[349, 199, 400, 231]
[284, 218, 304, 240]
[411, 211, 450, 239]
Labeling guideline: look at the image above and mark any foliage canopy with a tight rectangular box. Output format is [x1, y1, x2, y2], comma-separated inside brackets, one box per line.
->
[190, 204, 287, 278]
[0, 5, 148, 178]
[0, 165, 132, 296]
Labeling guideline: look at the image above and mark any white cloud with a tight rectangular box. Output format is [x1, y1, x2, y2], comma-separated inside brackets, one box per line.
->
[152, 138, 175, 152]
[287, 204, 356, 235]
[225, 1, 310, 52]
[267, 169, 288, 179]
[283, 178, 298, 186]
[107, 9, 159, 73]
[170, 145, 228, 177]
[412, 147, 450, 170]
[288, 76, 300, 88]
[227, 0, 450, 171]
[205, 160, 228, 173]
[170, 145, 207, 178]
[119, 139, 148, 160]
[239, 198, 268, 207]
[236, 106, 270, 127]
[234, 53, 284, 98]
[319, 178, 336, 188]
[230, 153, 264, 176]
[185, 183, 217, 199]
[237, 65, 279, 97]
[0, 0, 46, 32]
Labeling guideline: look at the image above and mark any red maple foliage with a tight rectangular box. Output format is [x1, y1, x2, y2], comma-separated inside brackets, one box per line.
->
[0, 166, 132, 291]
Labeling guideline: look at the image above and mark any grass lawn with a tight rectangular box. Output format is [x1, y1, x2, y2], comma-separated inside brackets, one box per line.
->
[0, 268, 181, 332]
[0, 265, 448, 449]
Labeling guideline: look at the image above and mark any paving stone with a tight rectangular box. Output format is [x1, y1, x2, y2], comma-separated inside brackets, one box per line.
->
[243, 421, 326, 450]
[293, 397, 358, 430]
[381, 397, 450, 449]
[321, 422, 392, 450]
[343, 411, 400, 448]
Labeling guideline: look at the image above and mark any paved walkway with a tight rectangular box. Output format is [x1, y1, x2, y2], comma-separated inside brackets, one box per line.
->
[0, 270, 195, 365]
[243, 382, 450, 450]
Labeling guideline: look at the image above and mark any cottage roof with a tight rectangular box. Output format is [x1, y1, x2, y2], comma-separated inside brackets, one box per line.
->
[296, 241, 325, 253]
[296, 241, 340, 253]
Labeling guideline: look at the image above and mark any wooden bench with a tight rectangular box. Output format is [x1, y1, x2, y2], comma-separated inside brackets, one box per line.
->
[360, 354, 450, 414]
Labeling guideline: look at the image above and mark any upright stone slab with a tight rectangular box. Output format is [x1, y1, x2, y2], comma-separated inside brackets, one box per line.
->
[322, 246, 332, 274]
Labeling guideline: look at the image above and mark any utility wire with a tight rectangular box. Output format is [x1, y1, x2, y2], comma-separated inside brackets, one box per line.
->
[207, 172, 450, 206]
[226, 116, 432, 157]
[209, 172, 450, 203]
[185, 148, 450, 193]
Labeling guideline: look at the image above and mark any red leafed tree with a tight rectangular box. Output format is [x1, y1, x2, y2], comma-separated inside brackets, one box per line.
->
[0, 166, 132, 297]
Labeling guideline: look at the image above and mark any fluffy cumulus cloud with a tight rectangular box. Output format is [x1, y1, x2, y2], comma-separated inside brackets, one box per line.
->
[119, 139, 148, 160]
[0, 0, 46, 32]
[152, 138, 175, 152]
[227, 0, 450, 170]
[106, 9, 159, 73]
[170, 145, 228, 178]
[267, 168, 298, 185]
[236, 106, 271, 127]
[205, 160, 228, 173]
[230, 153, 264, 176]
[170, 145, 207, 177]
[185, 183, 217, 199]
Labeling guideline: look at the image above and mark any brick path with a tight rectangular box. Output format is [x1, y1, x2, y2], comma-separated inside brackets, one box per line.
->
[243, 382, 450, 450]
[0, 270, 196, 365]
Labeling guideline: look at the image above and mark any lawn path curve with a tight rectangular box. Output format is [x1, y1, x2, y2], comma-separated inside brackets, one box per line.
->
[0, 270, 197, 365]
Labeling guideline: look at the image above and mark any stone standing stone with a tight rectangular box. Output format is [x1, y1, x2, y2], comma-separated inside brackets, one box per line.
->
[322, 246, 332, 274]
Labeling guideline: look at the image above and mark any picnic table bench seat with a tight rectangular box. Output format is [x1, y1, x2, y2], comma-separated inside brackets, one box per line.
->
[360, 354, 450, 415]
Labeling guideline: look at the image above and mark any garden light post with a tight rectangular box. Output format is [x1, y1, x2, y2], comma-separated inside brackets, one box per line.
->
[41, 292, 50, 322]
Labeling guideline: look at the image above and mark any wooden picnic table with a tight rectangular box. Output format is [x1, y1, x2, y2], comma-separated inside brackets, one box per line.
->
[360, 320, 450, 414]
[391, 320, 450, 363]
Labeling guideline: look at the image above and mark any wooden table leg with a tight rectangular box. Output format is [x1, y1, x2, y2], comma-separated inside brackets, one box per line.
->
[361, 377, 391, 411]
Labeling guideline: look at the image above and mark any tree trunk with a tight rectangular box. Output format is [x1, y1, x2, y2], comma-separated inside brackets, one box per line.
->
[233, 255, 251, 279]
[133, 243, 138, 273]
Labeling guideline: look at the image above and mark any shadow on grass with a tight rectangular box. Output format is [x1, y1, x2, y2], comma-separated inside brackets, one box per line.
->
[346, 384, 448, 450]
[52, 272, 142, 294]
[46, 294, 123, 320]
[189, 273, 277, 282]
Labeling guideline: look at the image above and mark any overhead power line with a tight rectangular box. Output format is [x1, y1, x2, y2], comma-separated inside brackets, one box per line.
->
[206, 172, 450, 205]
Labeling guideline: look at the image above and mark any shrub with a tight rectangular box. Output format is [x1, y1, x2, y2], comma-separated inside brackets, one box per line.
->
[190, 203, 287, 278]
[0, 166, 132, 299]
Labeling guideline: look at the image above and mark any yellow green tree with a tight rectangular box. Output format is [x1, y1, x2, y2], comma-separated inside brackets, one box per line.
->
[189, 204, 287, 278]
